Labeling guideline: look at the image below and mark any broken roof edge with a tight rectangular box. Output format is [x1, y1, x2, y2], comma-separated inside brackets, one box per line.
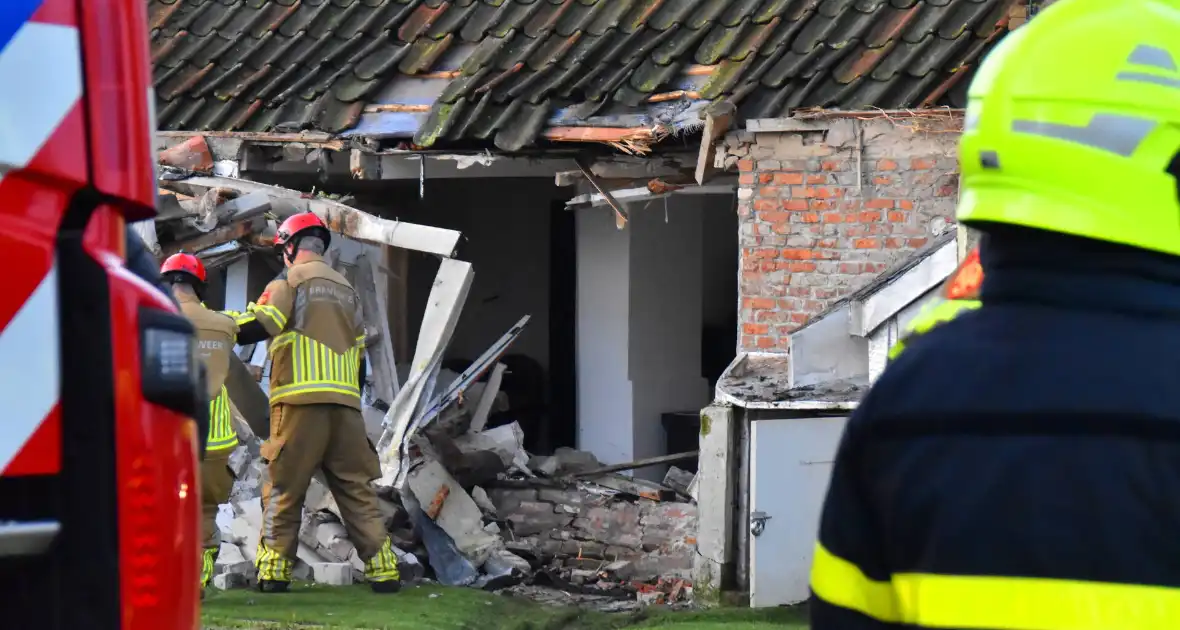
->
[714, 352, 862, 411]
[746, 108, 966, 133]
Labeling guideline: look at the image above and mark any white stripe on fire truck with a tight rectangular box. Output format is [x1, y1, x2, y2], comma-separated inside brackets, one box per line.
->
[0, 21, 81, 177]
[0, 264, 60, 474]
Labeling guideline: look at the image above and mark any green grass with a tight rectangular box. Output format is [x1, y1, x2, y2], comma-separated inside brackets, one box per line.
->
[201, 584, 807, 630]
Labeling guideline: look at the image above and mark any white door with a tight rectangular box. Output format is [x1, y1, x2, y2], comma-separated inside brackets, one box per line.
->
[749, 415, 847, 608]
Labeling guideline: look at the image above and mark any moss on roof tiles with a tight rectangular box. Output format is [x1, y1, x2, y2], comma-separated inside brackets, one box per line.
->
[151, 0, 1016, 142]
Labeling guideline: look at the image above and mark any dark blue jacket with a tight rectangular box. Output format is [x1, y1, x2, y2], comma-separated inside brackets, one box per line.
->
[810, 228, 1180, 629]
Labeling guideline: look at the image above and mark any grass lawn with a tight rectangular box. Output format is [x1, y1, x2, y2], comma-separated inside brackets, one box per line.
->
[201, 583, 807, 630]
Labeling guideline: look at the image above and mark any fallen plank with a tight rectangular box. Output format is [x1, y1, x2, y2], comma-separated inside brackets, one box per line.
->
[568, 451, 700, 478]
[159, 175, 461, 257]
[162, 216, 264, 257]
[468, 362, 506, 433]
[377, 258, 474, 487]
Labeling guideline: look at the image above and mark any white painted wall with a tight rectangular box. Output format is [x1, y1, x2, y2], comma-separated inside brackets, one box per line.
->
[576, 197, 715, 479]
[576, 206, 635, 465]
[629, 198, 711, 480]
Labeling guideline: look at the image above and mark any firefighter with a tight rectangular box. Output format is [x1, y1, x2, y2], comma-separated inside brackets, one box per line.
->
[810, 1, 1180, 628]
[232, 211, 401, 594]
[160, 252, 240, 592]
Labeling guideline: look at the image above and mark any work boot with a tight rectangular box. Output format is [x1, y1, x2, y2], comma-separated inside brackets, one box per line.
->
[370, 579, 402, 594]
[258, 579, 290, 593]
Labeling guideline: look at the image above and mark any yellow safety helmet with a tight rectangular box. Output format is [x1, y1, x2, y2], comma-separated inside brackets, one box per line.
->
[957, 0, 1180, 256]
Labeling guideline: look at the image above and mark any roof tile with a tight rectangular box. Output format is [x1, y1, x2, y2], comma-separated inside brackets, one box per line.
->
[151, 0, 1019, 141]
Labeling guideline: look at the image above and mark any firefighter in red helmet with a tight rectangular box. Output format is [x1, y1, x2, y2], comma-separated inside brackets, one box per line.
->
[160, 252, 241, 593]
[231, 212, 401, 594]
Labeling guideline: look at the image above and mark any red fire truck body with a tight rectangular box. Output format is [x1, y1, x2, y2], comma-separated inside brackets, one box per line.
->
[1, 1, 202, 628]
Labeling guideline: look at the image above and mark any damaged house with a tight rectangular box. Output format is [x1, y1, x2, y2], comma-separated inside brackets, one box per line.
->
[146, 0, 1041, 608]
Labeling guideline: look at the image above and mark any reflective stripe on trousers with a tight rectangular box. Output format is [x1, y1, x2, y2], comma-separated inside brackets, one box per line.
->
[269, 332, 363, 404]
[256, 542, 292, 582]
[365, 538, 400, 582]
[810, 542, 1180, 629]
[207, 385, 238, 451]
[200, 547, 217, 589]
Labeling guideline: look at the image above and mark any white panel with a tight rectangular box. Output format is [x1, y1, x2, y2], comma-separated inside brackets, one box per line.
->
[749, 416, 847, 608]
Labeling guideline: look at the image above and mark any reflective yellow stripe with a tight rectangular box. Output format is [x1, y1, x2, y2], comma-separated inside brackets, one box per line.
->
[811, 542, 1180, 629]
[206, 386, 238, 451]
[200, 547, 217, 588]
[271, 332, 363, 403]
[233, 312, 257, 327]
[256, 542, 292, 582]
[253, 303, 287, 329]
[365, 538, 400, 582]
[888, 299, 982, 361]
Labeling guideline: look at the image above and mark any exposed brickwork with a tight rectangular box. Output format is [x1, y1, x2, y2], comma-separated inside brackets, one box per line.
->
[725, 117, 962, 352]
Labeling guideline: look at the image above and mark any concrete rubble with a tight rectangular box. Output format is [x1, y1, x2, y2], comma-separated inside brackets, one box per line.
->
[150, 161, 699, 608]
[214, 379, 699, 608]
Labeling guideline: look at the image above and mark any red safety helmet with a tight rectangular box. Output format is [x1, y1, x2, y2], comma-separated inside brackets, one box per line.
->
[274, 211, 330, 249]
[160, 252, 207, 283]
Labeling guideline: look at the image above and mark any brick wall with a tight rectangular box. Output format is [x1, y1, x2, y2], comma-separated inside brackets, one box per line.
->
[723, 116, 962, 352]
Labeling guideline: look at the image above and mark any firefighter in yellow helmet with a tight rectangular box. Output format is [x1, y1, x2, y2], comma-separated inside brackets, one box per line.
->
[811, 1, 1180, 628]
[160, 252, 239, 593]
[231, 212, 400, 594]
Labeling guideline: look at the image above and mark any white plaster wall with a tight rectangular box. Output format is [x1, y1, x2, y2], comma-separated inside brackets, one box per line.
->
[576, 206, 635, 464]
[628, 198, 711, 480]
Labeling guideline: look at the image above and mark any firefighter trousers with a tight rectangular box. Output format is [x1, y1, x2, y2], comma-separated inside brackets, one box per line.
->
[200, 446, 235, 588]
[256, 403, 399, 584]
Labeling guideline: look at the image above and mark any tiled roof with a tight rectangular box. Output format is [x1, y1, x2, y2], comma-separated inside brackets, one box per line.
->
[150, 0, 1019, 151]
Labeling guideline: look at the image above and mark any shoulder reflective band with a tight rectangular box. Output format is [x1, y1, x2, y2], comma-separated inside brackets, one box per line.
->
[811, 542, 1180, 629]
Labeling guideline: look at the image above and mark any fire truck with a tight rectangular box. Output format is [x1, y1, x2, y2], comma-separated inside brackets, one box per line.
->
[0, 1, 202, 628]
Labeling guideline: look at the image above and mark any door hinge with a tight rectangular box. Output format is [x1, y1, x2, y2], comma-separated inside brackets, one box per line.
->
[750, 511, 771, 537]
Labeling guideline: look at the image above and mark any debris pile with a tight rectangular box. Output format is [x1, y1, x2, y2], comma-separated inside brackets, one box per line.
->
[149, 156, 701, 608]
[214, 387, 699, 607]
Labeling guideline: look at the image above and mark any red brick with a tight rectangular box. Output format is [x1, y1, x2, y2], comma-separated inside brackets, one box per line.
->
[791, 186, 815, 198]
[910, 158, 937, 170]
[753, 199, 777, 212]
[884, 238, 904, 249]
[756, 336, 775, 349]
[738, 158, 755, 171]
[853, 238, 879, 249]
[788, 287, 812, 298]
[908, 237, 930, 248]
[741, 335, 755, 348]
[813, 187, 837, 199]
[760, 260, 777, 272]
[820, 160, 843, 171]
[746, 247, 778, 260]
[790, 312, 811, 324]
[774, 172, 804, 185]
[865, 198, 894, 209]
[841, 200, 862, 210]
[759, 186, 782, 198]
[744, 297, 777, 309]
[877, 159, 898, 171]
[789, 262, 817, 272]
[743, 323, 769, 335]
[822, 213, 843, 223]
[844, 214, 861, 225]
[739, 173, 755, 185]
[839, 263, 861, 273]
[783, 199, 809, 211]
[806, 174, 828, 185]
[872, 175, 892, 185]
[859, 211, 882, 222]
[809, 199, 834, 211]
[898, 199, 915, 210]
[799, 213, 821, 223]
[781, 248, 813, 260]
[887, 211, 907, 222]
[758, 210, 790, 223]
[937, 185, 958, 197]
[758, 172, 774, 184]
[817, 238, 838, 248]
